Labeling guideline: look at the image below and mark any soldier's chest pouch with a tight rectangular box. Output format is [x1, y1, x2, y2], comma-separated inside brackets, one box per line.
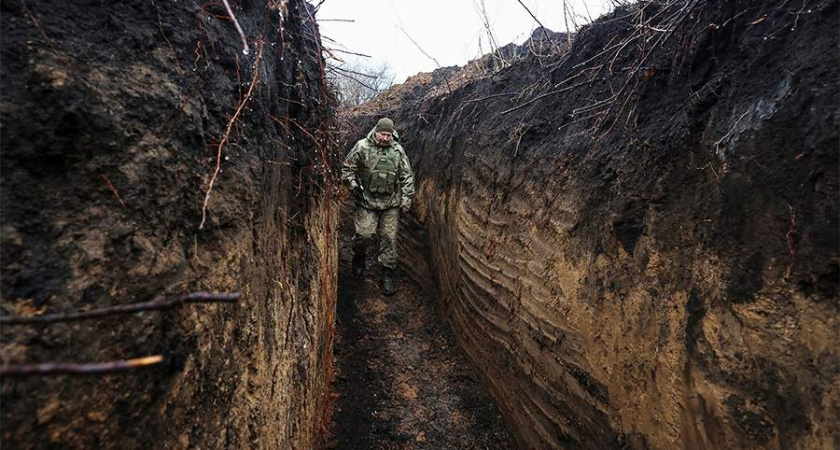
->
[368, 151, 398, 194]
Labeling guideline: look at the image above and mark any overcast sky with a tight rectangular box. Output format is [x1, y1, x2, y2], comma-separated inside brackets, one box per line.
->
[316, 0, 618, 84]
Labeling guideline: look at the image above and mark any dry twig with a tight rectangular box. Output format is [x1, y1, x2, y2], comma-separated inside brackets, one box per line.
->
[0, 292, 240, 326]
[326, 48, 371, 58]
[562, 0, 574, 44]
[398, 25, 452, 94]
[154, 1, 185, 74]
[462, 92, 517, 105]
[501, 80, 590, 115]
[22, 2, 53, 47]
[100, 174, 126, 207]
[325, 67, 378, 92]
[473, 0, 507, 68]
[200, 43, 264, 229]
[1, 356, 164, 377]
[220, 0, 251, 55]
[513, 0, 563, 51]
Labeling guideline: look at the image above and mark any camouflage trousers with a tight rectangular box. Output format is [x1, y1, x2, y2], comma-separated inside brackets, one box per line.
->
[353, 207, 400, 269]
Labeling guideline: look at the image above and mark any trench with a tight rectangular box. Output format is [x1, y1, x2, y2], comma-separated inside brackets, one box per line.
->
[325, 208, 517, 449]
[336, 2, 839, 448]
[1, 0, 838, 449]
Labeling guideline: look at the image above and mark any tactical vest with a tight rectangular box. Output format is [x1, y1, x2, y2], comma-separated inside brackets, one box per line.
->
[363, 147, 399, 195]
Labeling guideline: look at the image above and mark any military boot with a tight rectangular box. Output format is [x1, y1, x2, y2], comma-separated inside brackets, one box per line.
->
[351, 253, 365, 277]
[381, 267, 397, 296]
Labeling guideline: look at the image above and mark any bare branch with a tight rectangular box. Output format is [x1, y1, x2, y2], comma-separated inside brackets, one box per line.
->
[313, 0, 330, 13]
[397, 25, 452, 94]
[154, 2, 185, 74]
[500, 80, 589, 115]
[200, 44, 264, 229]
[329, 65, 378, 79]
[0, 292, 240, 326]
[100, 173, 126, 207]
[327, 48, 372, 58]
[397, 25, 442, 69]
[563, 0, 573, 44]
[1, 356, 164, 377]
[220, 0, 250, 55]
[326, 67, 378, 91]
[473, 0, 504, 66]
[327, 59, 394, 108]
[462, 92, 517, 105]
[513, 0, 560, 47]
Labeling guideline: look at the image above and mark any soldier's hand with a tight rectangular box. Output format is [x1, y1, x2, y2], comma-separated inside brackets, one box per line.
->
[400, 204, 410, 215]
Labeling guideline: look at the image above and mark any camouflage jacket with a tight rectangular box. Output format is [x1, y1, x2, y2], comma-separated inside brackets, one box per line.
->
[341, 128, 415, 211]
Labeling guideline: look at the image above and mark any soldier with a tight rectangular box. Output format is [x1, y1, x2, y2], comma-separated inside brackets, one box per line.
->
[341, 117, 415, 296]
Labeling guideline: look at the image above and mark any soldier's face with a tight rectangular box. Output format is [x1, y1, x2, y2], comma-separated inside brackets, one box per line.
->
[375, 130, 393, 146]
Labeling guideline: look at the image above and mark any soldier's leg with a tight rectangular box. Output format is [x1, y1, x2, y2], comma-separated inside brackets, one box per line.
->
[377, 208, 400, 295]
[377, 207, 401, 269]
[352, 207, 378, 275]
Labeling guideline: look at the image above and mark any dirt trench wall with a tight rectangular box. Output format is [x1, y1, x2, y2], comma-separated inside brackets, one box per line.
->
[351, 1, 839, 449]
[1, 0, 338, 448]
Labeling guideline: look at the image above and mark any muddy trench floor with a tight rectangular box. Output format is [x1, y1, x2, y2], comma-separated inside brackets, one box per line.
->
[326, 229, 517, 450]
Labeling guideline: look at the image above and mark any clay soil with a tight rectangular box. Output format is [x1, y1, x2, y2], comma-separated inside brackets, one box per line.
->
[347, 1, 838, 448]
[325, 216, 517, 449]
[1, 1, 337, 448]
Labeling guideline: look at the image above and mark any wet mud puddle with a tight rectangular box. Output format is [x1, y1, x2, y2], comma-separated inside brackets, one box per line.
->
[326, 236, 517, 449]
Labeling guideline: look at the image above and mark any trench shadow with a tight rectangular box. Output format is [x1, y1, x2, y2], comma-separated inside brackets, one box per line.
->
[331, 227, 401, 448]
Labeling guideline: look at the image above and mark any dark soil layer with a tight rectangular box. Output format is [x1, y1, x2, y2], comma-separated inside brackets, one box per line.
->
[350, 0, 839, 449]
[327, 209, 517, 449]
[1, 1, 338, 448]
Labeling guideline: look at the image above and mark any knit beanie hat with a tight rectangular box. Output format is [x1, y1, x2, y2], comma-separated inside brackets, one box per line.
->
[375, 117, 395, 132]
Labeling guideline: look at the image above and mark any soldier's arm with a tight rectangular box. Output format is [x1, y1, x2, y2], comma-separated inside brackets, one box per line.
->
[397, 147, 415, 208]
[341, 142, 361, 191]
